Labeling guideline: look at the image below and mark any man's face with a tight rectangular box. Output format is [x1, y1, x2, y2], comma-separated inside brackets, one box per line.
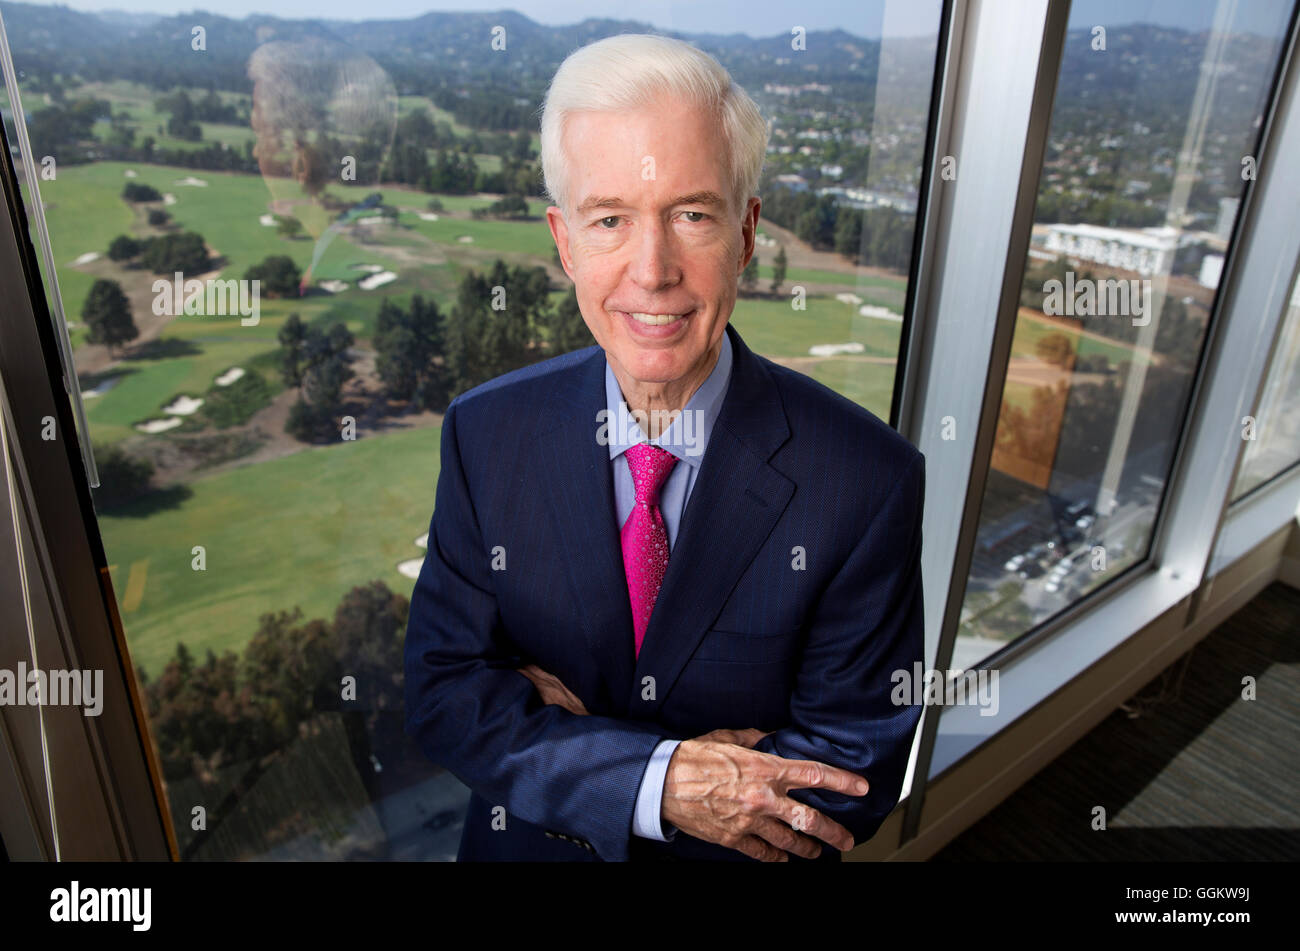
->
[546, 96, 760, 394]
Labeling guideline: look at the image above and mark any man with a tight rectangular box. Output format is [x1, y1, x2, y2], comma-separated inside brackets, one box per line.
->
[404, 33, 925, 862]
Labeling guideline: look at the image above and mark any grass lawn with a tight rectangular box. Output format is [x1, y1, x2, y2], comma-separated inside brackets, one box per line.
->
[101, 422, 442, 676]
[730, 294, 903, 358]
[1012, 306, 1140, 367]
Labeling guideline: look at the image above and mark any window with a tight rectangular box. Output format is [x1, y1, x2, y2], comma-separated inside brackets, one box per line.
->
[1232, 263, 1300, 499]
[0, 0, 943, 859]
[950, 0, 1296, 670]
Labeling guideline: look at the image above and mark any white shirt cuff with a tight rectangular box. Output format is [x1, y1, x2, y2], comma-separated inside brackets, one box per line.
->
[632, 738, 682, 841]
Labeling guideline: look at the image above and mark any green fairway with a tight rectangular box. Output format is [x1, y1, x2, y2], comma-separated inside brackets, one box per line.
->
[402, 209, 558, 257]
[100, 422, 442, 675]
[1011, 307, 1138, 367]
[730, 294, 904, 358]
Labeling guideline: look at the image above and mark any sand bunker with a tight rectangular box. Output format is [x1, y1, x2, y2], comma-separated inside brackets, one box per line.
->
[124, 169, 138, 178]
[72, 252, 100, 266]
[318, 280, 349, 293]
[175, 176, 208, 187]
[835, 292, 863, 306]
[456, 235, 474, 243]
[135, 417, 183, 434]
[215, 367, 245, 386]
[80, 376, 121, 399]
[161, 395, 204, 415]
[415, 533, 428, 548]
[358, 271, 397, 290]
[259, 214, 276, 226]
[397, 557, 425, 579]
[162, 193, 177, 205]
[859, 305, 902, 321]
[809, 342, 865, 357]
[418, 212, 440, 221]
[352, 264, 383, 273]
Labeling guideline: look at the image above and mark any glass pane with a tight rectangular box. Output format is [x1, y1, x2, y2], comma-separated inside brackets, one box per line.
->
[1233, 265, 1300, 498]
[951, 0, 1295, 670]
[0, 0, 941, 859]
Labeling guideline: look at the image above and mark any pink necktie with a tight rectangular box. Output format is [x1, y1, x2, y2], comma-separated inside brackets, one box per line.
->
[621, 443, 678, 657]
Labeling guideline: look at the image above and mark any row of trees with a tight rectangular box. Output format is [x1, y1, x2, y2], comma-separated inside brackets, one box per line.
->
[140, 580, 407, 814]
[740, 245, 789, 296]
[367, 260, 592, 417]
[760, 185, 916, 273]
[108, 231, 210, 275]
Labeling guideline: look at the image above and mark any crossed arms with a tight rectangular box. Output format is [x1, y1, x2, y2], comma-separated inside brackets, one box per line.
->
[404, 399, 926, 861]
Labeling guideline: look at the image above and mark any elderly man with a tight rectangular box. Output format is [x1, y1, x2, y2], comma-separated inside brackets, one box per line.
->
[404, 33, 925, 862]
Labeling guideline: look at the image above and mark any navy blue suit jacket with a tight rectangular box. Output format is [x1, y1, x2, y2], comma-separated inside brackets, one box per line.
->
[404, 322, 926, 861]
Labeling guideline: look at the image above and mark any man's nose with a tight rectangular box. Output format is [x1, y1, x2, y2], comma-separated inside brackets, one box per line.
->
[630, 218, 680, 288]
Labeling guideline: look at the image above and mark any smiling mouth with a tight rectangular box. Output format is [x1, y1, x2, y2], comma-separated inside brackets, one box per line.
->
[621, 311, 692, 326]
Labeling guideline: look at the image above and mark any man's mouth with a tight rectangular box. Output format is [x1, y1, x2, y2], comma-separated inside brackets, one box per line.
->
[628, 311, 688, 326]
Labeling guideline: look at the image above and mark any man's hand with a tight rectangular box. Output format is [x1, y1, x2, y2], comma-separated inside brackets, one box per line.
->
[517, 664, 589, 716]
[662, 732, 869, 862]
[516, 667, 862, 861]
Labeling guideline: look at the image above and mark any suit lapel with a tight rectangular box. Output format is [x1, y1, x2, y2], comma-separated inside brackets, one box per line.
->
[631, 323, 794, 714]
[539, 347, 637, 715]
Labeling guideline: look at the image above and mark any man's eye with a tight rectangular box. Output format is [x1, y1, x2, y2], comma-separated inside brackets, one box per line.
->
[682, 211, 709, 223]
[597, 216, 620, 228]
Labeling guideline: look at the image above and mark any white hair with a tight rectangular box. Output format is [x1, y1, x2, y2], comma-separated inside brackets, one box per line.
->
[538, 33, 769, 219]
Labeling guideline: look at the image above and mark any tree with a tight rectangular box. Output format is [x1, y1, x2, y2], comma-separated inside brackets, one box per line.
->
[543, 289, 594, 356]
[244, 255, 302, 298]
[107, 235, 140, 262]
[374, 295, 450, 411]
[139, 232, 208, 275]
[1035, 332, 1075, 368]
[278, 313, 308, 391]
[275, 215, 303, 239]
[770, 245, 788, 295]
[283, 321, 355, 442]
[122, 182, 162, 202]
[740, 255, 759, 294]
[82, 279, 137, 355]
[89, 443, 153, 509]
[147, 209, 170, 227]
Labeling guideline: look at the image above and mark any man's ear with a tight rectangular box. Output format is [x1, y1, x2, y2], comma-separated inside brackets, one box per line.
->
[739, 196, 761, 272]
[546, 206, 575, 282]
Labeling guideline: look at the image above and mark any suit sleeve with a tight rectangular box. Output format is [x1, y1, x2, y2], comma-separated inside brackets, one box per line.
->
[753, 449, 926, 847]
[403, 399, 667, 861]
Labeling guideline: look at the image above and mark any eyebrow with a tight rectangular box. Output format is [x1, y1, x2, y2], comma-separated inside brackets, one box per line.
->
[575, 191, 726, 214]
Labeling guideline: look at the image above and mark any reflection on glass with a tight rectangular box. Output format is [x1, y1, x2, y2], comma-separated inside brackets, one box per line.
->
[952, 0, 1295, 670]
[1233, 268, 1300, 498]
[0, 1, 940, 859]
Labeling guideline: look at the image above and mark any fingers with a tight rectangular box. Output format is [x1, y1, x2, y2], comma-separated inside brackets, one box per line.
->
[731, 834, 789, 863]
[777, 757, 870, 798]
[772, 797, 855, 852]
[695, 727, 770, 748]
[751, 817, 825, 860]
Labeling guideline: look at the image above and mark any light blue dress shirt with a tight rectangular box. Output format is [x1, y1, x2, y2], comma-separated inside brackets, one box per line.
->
[604, 330, 734, 843]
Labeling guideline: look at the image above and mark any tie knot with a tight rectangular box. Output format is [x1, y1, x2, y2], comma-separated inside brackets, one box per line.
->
[625, 442, 678, 506]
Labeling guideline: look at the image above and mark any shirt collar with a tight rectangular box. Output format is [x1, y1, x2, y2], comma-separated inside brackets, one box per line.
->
[603, 328, 733, 467]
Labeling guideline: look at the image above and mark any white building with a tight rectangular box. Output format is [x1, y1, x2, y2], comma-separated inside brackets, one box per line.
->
[1042, 223, 1180, 277]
